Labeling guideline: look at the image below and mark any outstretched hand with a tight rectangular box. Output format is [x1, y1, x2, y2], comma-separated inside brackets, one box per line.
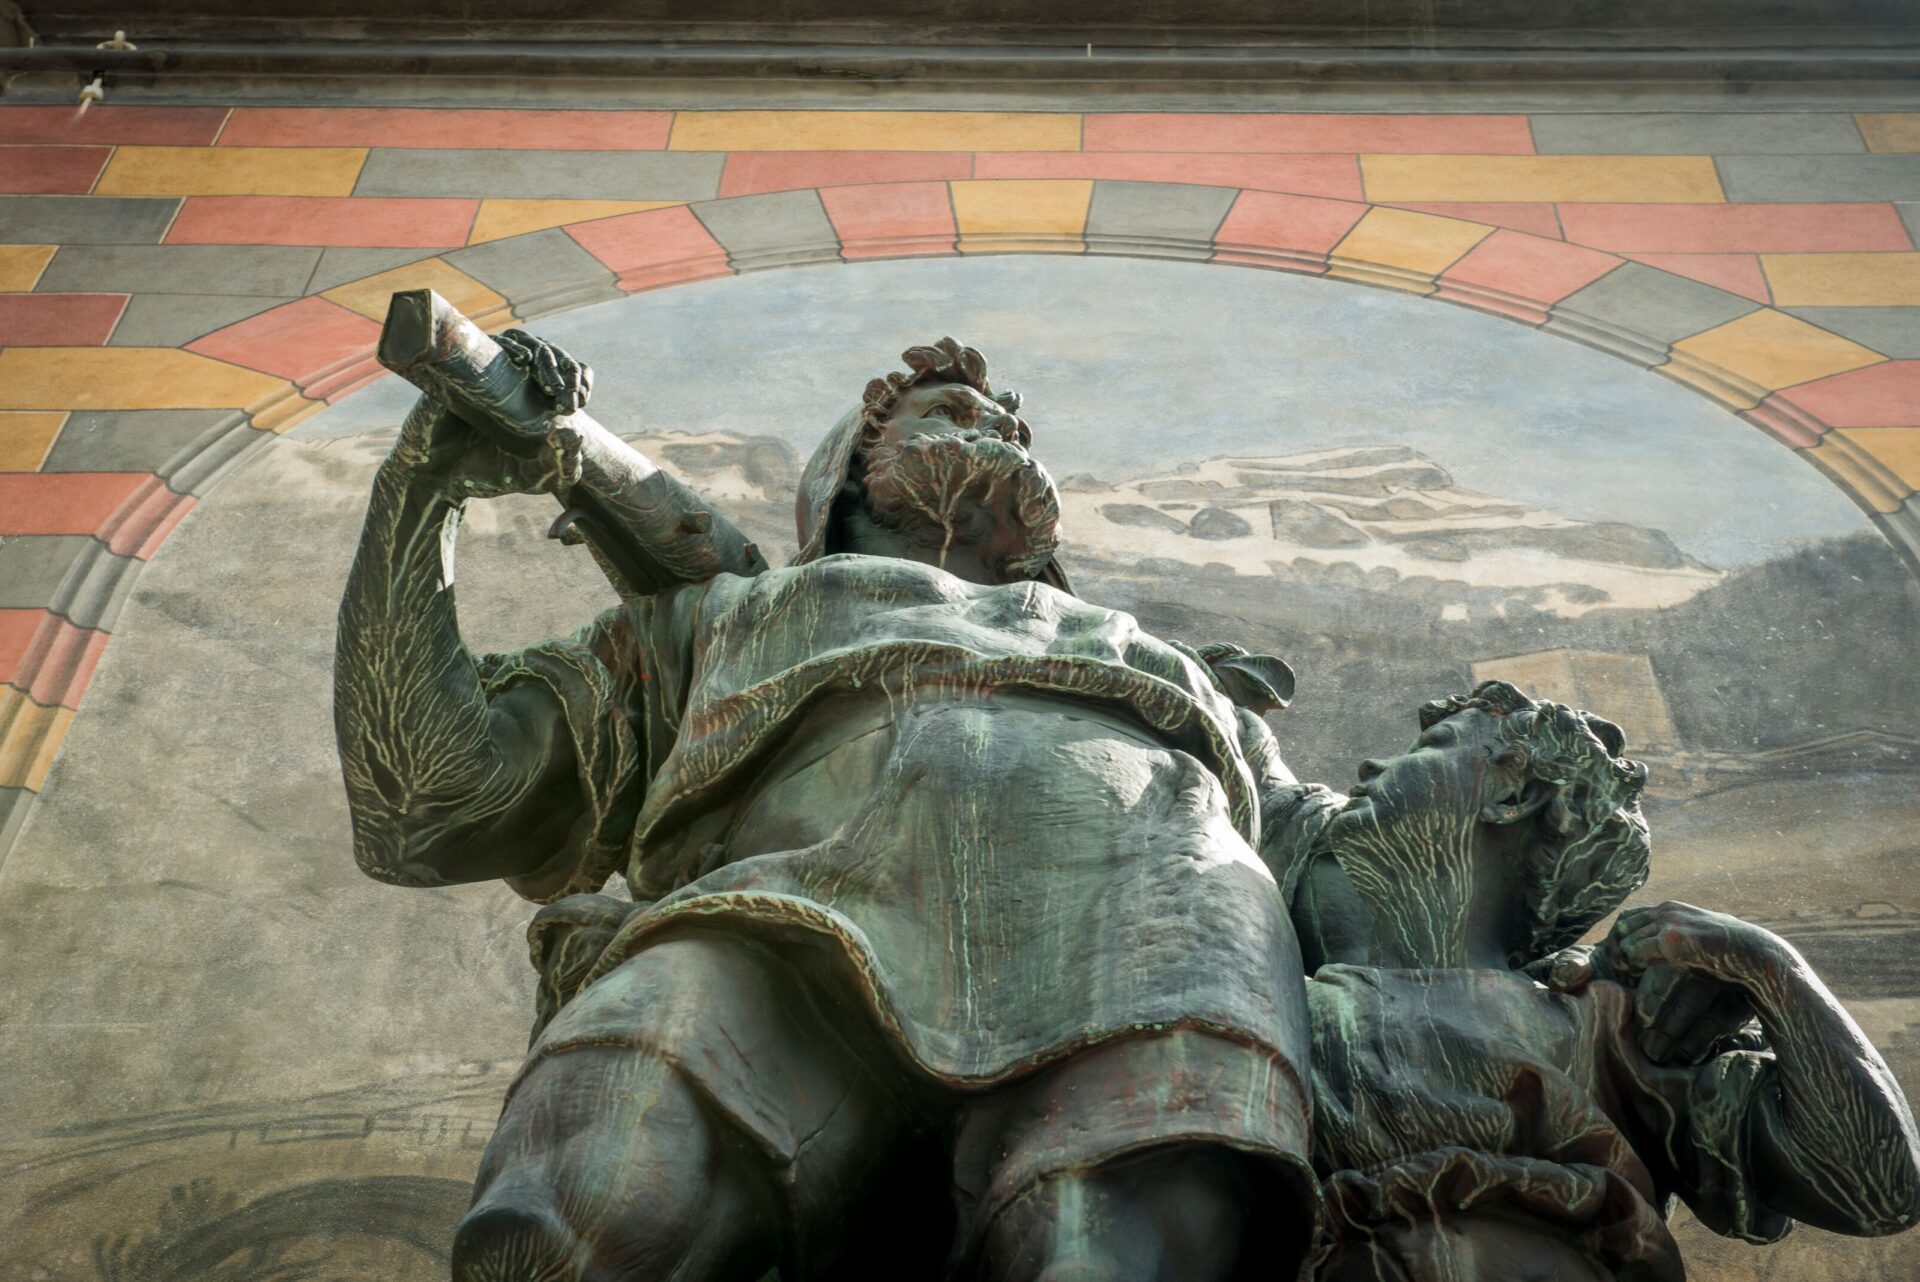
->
[1532, 901, 1768, 1066]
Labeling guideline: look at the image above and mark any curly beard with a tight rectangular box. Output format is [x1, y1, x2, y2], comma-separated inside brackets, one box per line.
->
[860, 430, 1062, 581]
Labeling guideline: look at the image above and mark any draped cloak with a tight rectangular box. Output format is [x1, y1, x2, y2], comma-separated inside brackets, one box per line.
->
[475, 407, 1322, 1178]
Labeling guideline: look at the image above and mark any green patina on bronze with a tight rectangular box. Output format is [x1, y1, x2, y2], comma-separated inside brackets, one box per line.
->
[334, 292, 1920, 1281]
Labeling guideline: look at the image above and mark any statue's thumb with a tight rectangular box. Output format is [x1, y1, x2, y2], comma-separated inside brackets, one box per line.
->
[1528, 946, 1598, 993]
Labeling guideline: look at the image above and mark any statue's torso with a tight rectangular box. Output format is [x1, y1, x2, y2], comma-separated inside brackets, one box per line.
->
[1306, 964, 1766, 1280]
[598, 555, 1307, 1086]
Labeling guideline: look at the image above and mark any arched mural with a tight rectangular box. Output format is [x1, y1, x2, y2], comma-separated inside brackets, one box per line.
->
[5, 179, 1917, 850]
[3, 183, 1918, 1279]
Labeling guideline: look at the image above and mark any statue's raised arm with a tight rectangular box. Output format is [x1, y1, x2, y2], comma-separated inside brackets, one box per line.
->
[333, 292, 764, 897]
[376, 289, 767, 598]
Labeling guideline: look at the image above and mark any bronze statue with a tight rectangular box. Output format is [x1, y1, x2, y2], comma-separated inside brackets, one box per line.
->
[333, 295, 1919, 1280]
[1286, 680, 1920, 1279]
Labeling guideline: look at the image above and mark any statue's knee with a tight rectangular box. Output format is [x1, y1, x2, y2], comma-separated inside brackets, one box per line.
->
[452, 1193, 587, 1282]
[463, 1050, 781, 1281]
[1031, 1257, 1130, 1282]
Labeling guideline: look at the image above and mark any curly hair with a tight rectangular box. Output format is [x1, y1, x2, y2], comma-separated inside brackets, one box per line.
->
[854, 336, 1029, 454]
[1419, 679, 1651, 962]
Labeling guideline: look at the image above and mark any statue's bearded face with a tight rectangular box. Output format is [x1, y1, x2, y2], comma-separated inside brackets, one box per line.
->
[859, 382, 1062, 583]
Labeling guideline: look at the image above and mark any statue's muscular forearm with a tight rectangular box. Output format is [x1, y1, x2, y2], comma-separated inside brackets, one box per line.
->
[334, 435, 578, 888]
[1732, 932, 1920, 1235]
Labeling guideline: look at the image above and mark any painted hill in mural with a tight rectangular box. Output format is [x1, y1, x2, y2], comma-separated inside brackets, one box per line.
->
[1056, 445, 1722, 617]
[612, 433, 1727, 620]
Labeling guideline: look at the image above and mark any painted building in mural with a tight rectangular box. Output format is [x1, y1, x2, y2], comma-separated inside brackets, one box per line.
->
[0, 1, 1917, 1278]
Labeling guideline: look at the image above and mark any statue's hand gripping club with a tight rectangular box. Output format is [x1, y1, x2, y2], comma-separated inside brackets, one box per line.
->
[376, 289, 768, 598]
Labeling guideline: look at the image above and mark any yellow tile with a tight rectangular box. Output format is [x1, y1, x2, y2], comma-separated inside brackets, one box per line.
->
[0, 687, 73, 791]
[469, 199, 684, 245]
[95, 146, 367, 197]
[1670, 309, 1884, 399]
[1857, 114, 1920, 153]
[0, 412, 68, 471]
[1762, 253, 1920, 307]
[952, 180, 1092, 253]
[254, 395, 324, 433]
[1807, 431, 1915, 514]
[322, 258, 511, 324]
[671, 111, 1081, 153]
[0, 348, 290, 412]
[1331, 208, 1492, 277]
[1836, 428, 1920, 490]
[0, 245, 56, 292]
[1361, 155, 1725, 204]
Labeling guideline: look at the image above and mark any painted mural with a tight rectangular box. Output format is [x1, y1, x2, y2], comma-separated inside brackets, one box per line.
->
[3, 257, 1915, 1278]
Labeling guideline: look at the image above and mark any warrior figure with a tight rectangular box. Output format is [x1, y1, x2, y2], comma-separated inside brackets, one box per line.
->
[335, 332, 1325, 1281]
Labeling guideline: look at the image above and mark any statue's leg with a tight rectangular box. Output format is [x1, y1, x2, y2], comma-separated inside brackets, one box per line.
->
[979, 1145, 1250, 1282]
[453, 1044, 780, 1282]
[952, 1031, 1316, 1282]
[453, 933, 924, 1282]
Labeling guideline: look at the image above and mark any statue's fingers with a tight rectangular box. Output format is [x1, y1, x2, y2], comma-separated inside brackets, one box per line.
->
[1648, 974, 1721, 1061]
[572, 360, 594, 413]
[553, 352, 585, 414]
[1617, 928, 1669, 972]
[1675, 990, 1755, 1064]
[496, 328, 535, 368]
[1526, 947, 1590, 991]
[1635, 963, 1680, 1024]
[532, 341, 566, 401]
[1612, 906, 1657, 936]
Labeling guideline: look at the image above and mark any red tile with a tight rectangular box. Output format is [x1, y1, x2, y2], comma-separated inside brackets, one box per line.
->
[322, 363, 391, 404]
[187, 297, 382, 394]
[165, 196, 478, 248]
[0, 610, 41, 685]
[1384, 202, 1563, 238]
[101, 478, 195, 559]
[1741, 399, 1828, 449]
[720, 151, 971, 198]
[0, 610, 110, 709]
[1625, 253, 1771, 303]
[0, 106, 228, 146]
[0, 145, 110, 194]
[1085, 114, 1534, 155]
[0, 294, 126, 347]
[1438, 230, 1621, 319]
[566, 205, 732, 291]
[1773, 361, 1920, 426]
[1559, 203, 1912, 253]
[0, 472, 149, 536]
[975, 152, 1361, 200]
[819, 182, 958, 259]
[219, 107, 672, 150]
[1210, 191, 1369, 269]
